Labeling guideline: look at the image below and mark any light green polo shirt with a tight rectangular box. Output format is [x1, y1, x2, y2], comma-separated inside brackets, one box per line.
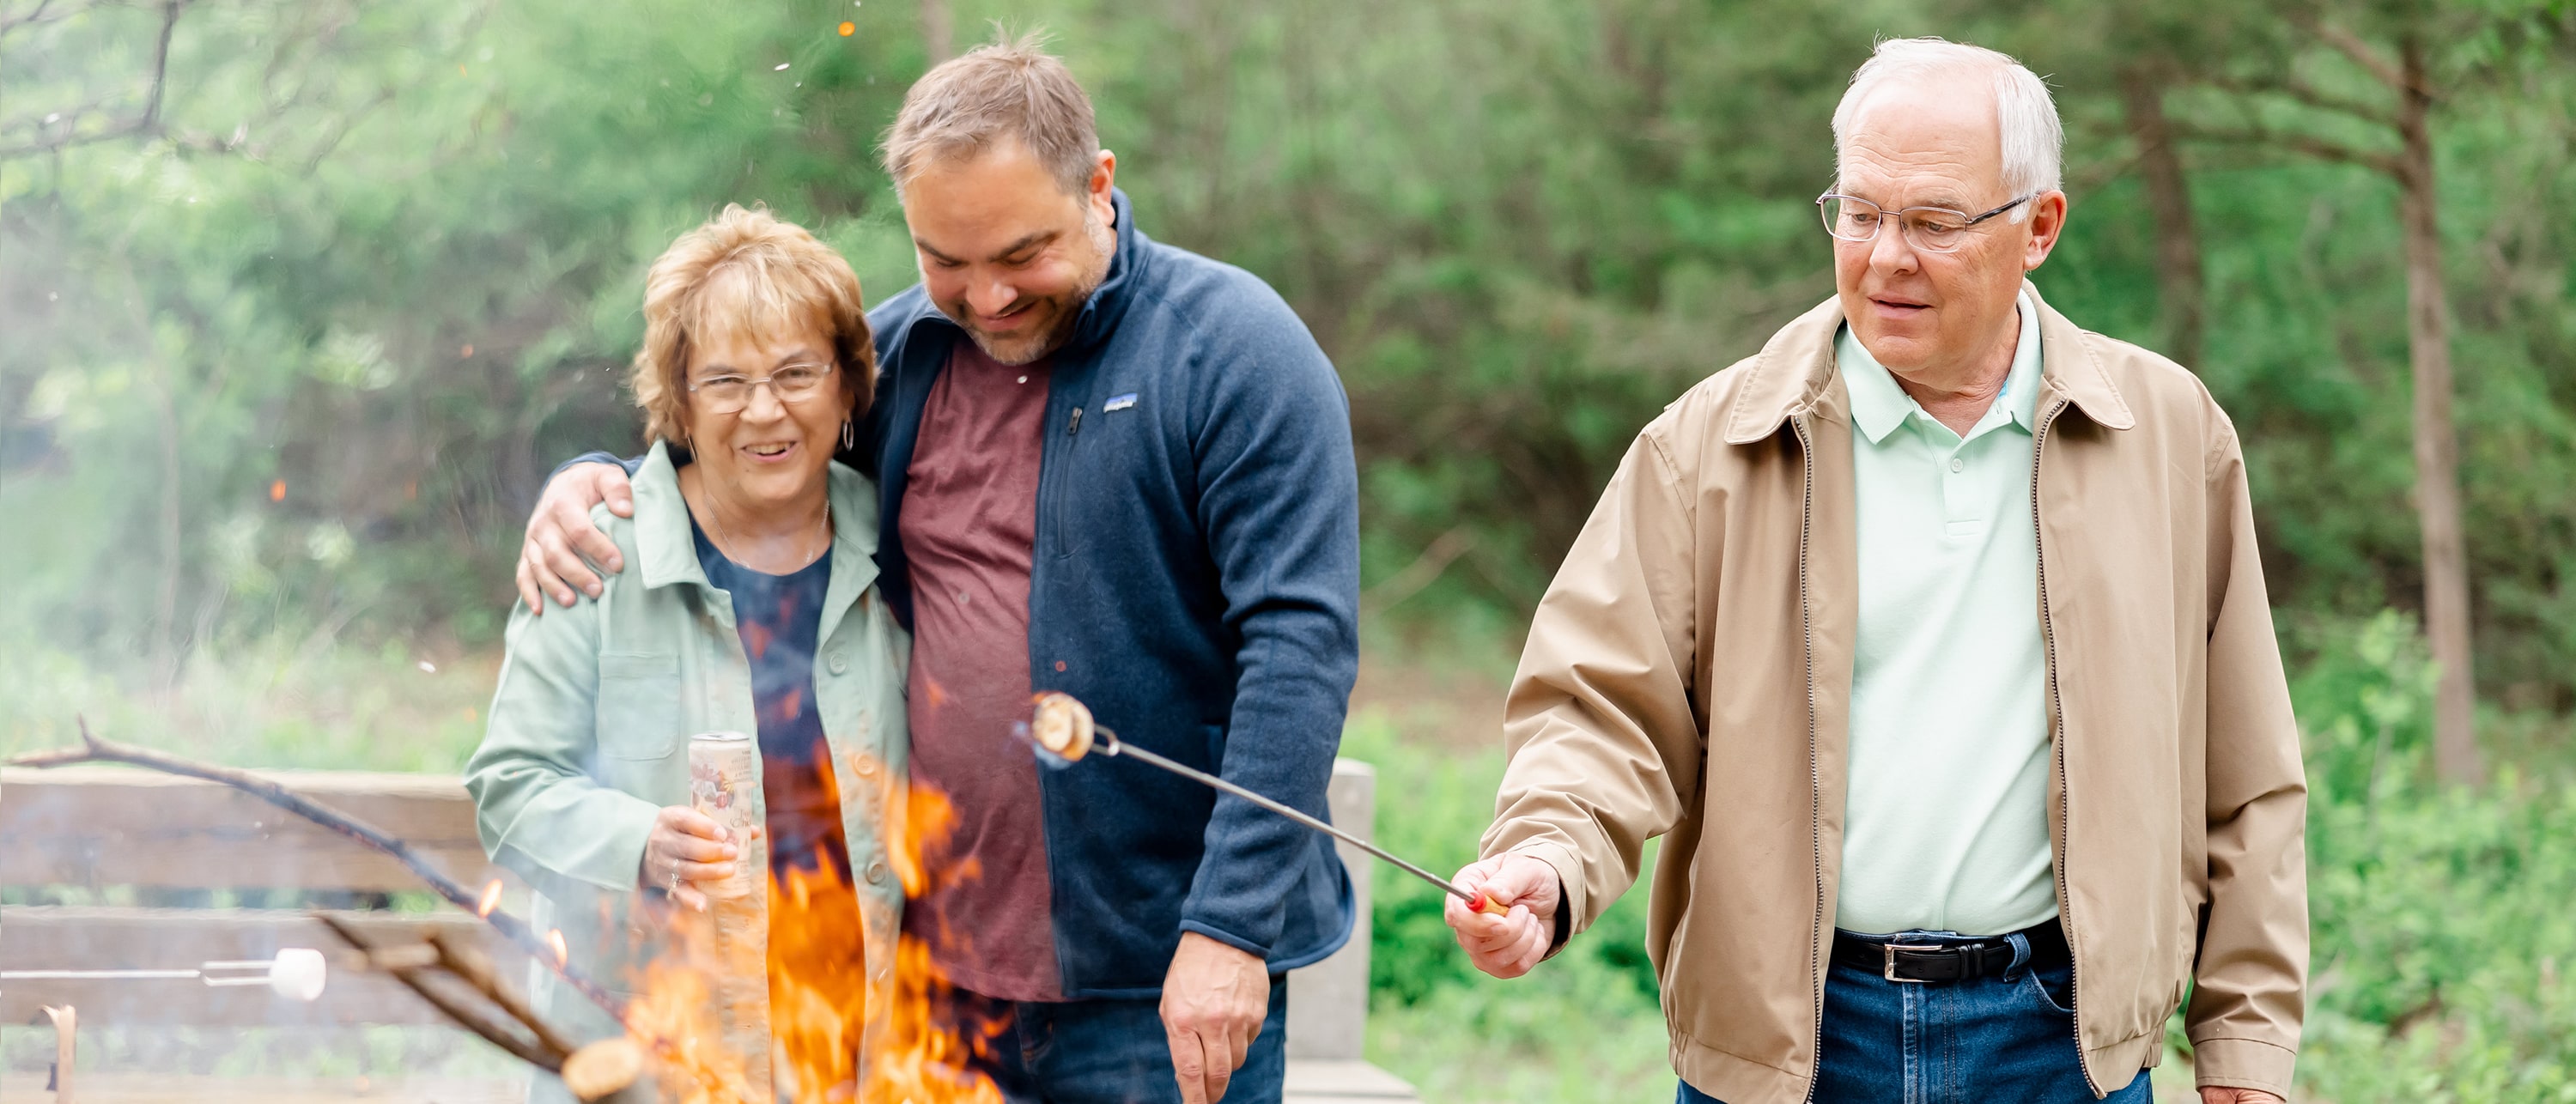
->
[1833, 288, 2059, 937]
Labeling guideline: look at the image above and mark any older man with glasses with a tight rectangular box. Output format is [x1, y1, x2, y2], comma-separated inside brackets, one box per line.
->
[1446, 38, 2306, 1104]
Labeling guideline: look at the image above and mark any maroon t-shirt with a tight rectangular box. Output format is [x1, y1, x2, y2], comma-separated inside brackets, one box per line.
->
[898, 340, 1060, 1001]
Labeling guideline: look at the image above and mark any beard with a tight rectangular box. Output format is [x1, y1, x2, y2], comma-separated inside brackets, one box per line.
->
[950, 212, 1117, 367]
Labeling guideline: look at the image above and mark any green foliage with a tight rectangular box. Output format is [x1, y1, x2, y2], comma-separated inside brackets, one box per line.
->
[6, 0, 2576, 711]
[2287, 613, 2576, 1101]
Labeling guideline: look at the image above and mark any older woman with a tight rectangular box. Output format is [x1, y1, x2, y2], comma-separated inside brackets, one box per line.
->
[465, 204, 908, 1102]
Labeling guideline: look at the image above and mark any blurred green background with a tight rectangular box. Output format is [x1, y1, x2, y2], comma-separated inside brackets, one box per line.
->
[4, 0, 2574, 1099]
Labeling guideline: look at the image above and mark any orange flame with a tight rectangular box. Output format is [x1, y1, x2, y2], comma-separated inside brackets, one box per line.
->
[477, 879, 503, 919]
[623, 766, 1003, 1102]
[548, 929, 568, 968]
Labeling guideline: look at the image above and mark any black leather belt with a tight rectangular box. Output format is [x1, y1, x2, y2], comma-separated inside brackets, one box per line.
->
[1832, 919, 2069, 984]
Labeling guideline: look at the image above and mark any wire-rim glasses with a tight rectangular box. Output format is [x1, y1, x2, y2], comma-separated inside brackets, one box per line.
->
[1816, 193, 2031, 253]
[686, 361, 836, 415]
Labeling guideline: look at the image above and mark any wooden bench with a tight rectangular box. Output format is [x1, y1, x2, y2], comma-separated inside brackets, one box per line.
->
[0, 760, 1415, 1101]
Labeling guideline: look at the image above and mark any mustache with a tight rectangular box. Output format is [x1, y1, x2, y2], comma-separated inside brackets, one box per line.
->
[964, 295, 1043, 321]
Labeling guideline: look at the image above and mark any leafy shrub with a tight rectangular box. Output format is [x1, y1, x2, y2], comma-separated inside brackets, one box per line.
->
[2290, 613, 2576, 1101]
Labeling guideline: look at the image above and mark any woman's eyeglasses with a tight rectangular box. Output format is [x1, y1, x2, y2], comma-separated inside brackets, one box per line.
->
[687, 361, 835, 415]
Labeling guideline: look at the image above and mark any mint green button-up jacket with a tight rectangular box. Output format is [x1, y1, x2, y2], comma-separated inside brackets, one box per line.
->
[465, 441, 909, 1101]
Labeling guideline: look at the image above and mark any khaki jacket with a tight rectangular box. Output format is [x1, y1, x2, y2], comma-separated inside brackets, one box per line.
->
[466, 443, 912, 1103]
[1485, 286, 2307, 1102]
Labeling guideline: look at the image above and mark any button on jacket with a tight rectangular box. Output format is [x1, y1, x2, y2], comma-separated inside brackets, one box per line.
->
[1483, 284, 2308, 1102]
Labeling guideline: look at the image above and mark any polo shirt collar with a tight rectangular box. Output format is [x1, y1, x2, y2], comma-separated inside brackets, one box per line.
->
[1836, 288, 2044, 445]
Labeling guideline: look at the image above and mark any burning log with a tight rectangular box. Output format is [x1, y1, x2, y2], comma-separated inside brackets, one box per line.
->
[431, 928, 578, 1058]
[313, 913, 647, 1102]
[6, 719, 625, 1019]
[562, 1037, 649, 1101]
[315, 913, 560, 1071]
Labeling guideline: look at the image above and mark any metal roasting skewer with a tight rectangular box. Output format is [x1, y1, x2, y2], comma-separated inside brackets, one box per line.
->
[2, 949, 328, 1001]
[1025, 694, 1510, 917]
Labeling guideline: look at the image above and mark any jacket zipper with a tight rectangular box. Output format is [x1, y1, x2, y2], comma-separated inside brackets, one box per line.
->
[1790, 414, 1826, 1104]
[2032, 396, 2101, 1097]
[1044, 402, 1083, 560]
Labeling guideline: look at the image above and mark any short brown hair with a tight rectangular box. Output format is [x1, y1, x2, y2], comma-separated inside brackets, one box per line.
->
[880, 30, 1098, 196]
[630, 204, 874, 445]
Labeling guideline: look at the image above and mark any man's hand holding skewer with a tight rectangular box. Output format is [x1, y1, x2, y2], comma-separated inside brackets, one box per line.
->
[1445, 854, 1560, 979]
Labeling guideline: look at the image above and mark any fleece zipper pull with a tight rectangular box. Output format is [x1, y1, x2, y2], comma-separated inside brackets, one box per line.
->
[1067, 406, 1084, 436]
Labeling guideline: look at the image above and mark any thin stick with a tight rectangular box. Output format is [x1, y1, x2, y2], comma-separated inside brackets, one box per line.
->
[1097, 729, 1505, 914]
[313, 913, 564, 1071]
[6, 719, 624, 1018]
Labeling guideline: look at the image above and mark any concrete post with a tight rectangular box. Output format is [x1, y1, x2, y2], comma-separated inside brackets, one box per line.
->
[1285, 758, 1376, 1060]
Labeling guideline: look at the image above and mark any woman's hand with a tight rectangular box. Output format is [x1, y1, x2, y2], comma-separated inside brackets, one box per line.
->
[641, 805, 757, 912]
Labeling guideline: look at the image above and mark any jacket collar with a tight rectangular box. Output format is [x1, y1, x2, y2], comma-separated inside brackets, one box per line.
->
[1722, 281, 2136, 445]
[631, 440, 881, 594]
[1065, 188, 1145, 355]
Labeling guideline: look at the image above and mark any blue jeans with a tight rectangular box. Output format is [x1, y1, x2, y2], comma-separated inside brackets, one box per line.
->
[956, 980, 1291, 1104]
[1678, 931, 2153, 1103]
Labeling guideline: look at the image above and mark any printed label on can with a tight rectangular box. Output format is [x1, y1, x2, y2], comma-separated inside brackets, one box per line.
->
[688, 732, 763, 901]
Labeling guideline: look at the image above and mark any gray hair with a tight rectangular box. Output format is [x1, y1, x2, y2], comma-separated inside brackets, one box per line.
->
[1831, 38, 2063, 213]
[880, 30, 1099, 197]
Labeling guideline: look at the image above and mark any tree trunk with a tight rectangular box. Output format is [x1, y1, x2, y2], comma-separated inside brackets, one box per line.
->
[2394, 33, 2482, 785]
[919, 0, 952, 64]
[2117, 58, 2206, 368]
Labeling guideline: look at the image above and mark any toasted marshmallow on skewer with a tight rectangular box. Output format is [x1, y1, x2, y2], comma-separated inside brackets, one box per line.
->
[1030, 691, 1097, 761]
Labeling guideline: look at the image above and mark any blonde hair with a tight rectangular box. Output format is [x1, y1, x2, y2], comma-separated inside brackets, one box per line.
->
[630, 204, 874, 446]
[880, 29, 1098, 196]
[1832, 38, 2064, 209]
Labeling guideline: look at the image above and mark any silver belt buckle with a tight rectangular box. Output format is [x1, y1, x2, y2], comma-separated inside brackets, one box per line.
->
[1883, 943, 1942, 984]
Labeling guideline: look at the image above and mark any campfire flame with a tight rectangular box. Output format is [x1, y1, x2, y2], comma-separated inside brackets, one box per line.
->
[477, 879, 504, 919]
[622, 765, 1003, 1103]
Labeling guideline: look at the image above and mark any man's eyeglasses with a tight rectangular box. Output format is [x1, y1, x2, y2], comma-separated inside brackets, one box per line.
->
[687, 361, 836, 415]
[1816, 193, 2032, 253]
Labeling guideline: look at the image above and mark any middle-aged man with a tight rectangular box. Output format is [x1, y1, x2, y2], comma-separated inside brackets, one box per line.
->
[513, 38, 1358, 1104]
[1444, 39, 2307, 1104]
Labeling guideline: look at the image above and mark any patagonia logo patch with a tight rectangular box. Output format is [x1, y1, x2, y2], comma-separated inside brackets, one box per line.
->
[1103, 393, 1139, 413]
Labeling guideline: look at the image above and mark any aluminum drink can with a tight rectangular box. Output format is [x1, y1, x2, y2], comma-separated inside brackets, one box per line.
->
[687, 731, 764, 901]
[684, 731, 773, 1101]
